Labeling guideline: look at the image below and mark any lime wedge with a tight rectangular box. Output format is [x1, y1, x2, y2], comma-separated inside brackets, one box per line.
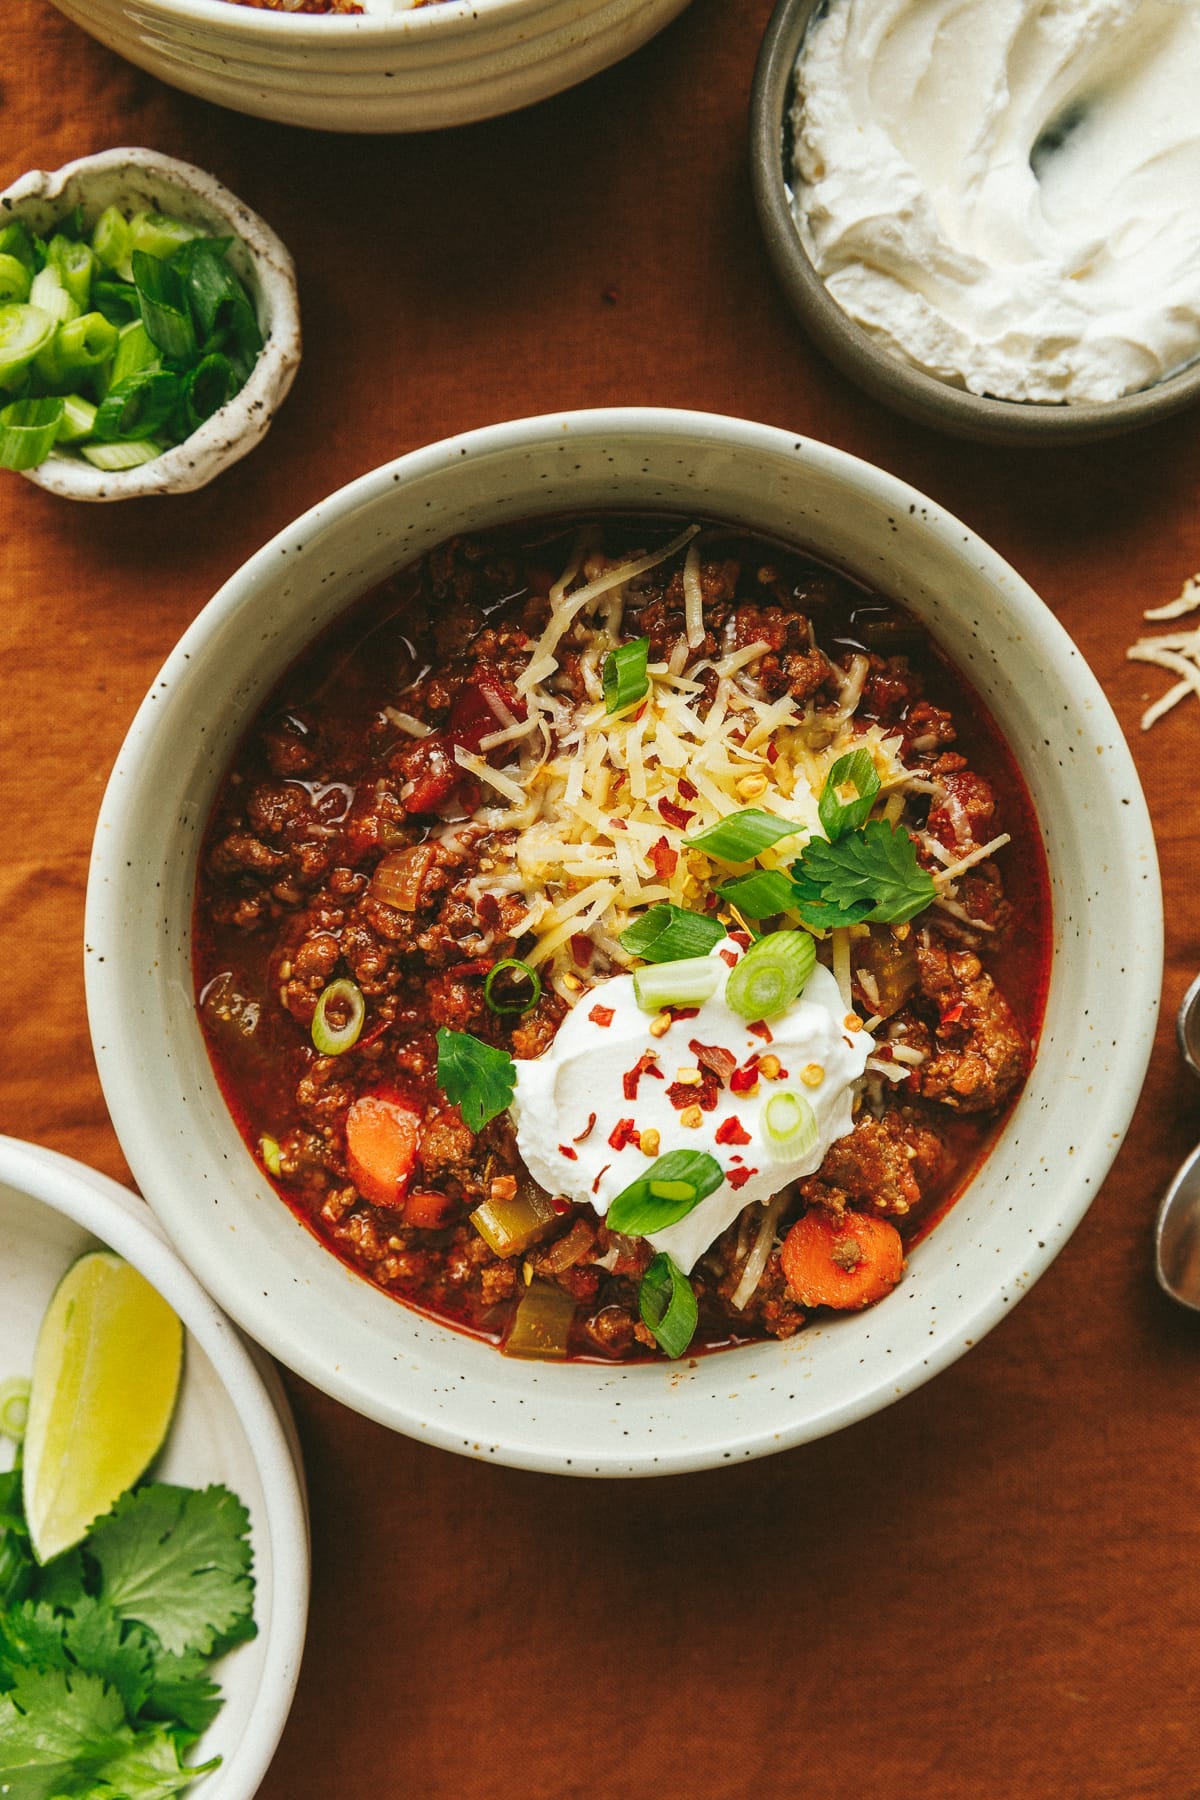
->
[23, 1250, 184, 1564]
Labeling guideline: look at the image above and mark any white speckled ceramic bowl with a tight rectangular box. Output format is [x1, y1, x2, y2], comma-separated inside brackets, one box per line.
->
[750, 0, 1200, 446]
[85, 408, 1161, 1476]
[2, 149, 301, 501]
[45, 0, 694, 134]
[0, 1135, 309, 1794]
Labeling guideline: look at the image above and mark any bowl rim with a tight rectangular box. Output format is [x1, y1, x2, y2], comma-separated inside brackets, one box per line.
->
[748, 0, 1200, 446]
[2, 147, 301, 501]
[84, 406, 1162, 1475]
[85, 0, 622, 34]
[0, 1133, 310, 1793]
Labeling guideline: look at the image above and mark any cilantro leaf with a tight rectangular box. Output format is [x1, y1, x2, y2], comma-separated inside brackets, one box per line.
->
[80, 1721, 215, 1800]
[30, 1546, 88, 1611]
[0, 1601, 70, 1687]
[64, 1596, 153, 1718]
[0, 1663, 129, 1800]
[790, 819, 936, 926]
[88, 1484, 254, 1659]
[140, 1649, 224, 1738]
[435, 1027, 516, 1133]
[0, 1467, 28, 1535]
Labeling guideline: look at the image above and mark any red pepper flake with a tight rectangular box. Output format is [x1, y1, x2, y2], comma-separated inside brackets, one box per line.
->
[571, 934, 593, 969]
[940, 1002, 966, 1027]
[715, 1116, 752, 1146]
[354, 1017, 391, 1051]
[649, 835, 678, 881]
[667, 1073, 720, 1113]
[730, 1059, 760, 1094]
[727, 1166, 757, 1189]
[447, 956, 493, 978]
[552, 1195, 574, 1215]
[718, 947, 739, 967]
[688, 1039, 737, 1085]
[573, 1113, 598, 1142]
[591, 1164, 611, 1195]
[766, 742, 780, 765]
[558, 1144, 579, 1161]
[669, 1006, 701, 1021]
[729, 931, 752, 951]
[657, 797, 695, 829]
[747, 1020, 773, 1043]
[873, 1044, 895, 1063]
[589, 1004, 615, 1027]
[622, 1051, 662, 1101]
[677, 777, 698, 800]
[608, 817, 628, 832]
[608, 1117, 639, 1151]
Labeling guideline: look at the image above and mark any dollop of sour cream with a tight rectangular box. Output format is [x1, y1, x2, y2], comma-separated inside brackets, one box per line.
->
[792, 0, 1200, 404]
[510, 943, 872, 1273]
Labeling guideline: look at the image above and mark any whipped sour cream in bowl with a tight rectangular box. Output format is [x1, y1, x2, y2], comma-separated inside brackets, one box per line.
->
[750, 0, 1200, 442]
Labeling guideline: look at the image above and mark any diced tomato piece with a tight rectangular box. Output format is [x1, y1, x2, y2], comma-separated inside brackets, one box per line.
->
[403, 1189, 456, 1230]
[715, 1116, 751, 1146]
[448, 667, 527, 757]
[345, 1094, 421, 1208]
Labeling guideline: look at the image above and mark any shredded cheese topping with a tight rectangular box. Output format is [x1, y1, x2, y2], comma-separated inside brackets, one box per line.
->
[1128, 571, 1200, 730]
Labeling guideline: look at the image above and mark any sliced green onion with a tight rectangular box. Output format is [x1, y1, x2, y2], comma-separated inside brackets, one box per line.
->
[106, 318, 160, 392]
[607, 1150, 725, 1237]
[46, 234, 94, 311]
[0, 397, 64, 470]
[601, 636, 650, 713]
[0, 220, 36, 272]
[132, 250, 197, 361]
[818, 748, 881, 841]
[33, 311, 118, 387]
[92, 204, 133, 278]
[619, 902, 725, 964]
[483, 958, 542, 1016]
[0, 254, 31, 305]
[638, 1252, 698, 1359]
[93, 370, 181, 443]
[79, 438, 162, 471]
[28, 265, 77, 326]
[91, 278, 141, 326]
[55, 393, 98, 444]
[0, 1377, 31, 1443]
[259, 1134, 283, 1177]
[175, 238, 262, 360]
[685, 807, 806, 862]
[724, 929, 816, 1022]
[632, 954, 721, 1014]
[184, 352, 236, 430]
[718, 869, 798, 919]
[129, 210, 198, 262]
[763, 1090, 819, 1160]
[311, 978, 366, 1055]
[0, 303, 55, 385]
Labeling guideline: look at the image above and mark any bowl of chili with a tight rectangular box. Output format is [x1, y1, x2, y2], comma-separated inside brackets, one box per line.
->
[85, 408, 1161, 1476]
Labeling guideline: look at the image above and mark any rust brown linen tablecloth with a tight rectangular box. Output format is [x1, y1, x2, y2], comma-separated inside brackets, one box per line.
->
[3, 1, 1199, 1793]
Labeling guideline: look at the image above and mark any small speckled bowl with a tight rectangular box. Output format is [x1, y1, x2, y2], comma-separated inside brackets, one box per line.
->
[749, 0, 1200, 447]
[0, 1135, 309, 1794]
[2, 149, 301, 501]
[85, 408, 1161, 1476]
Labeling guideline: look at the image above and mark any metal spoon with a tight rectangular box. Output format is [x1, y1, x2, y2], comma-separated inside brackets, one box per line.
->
[1154, 972, 1200, 1308]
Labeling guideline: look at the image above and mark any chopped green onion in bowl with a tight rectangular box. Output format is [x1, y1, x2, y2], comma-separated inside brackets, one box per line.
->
[632, 954, 722, 1013]
[311, 978, 366, 1055]
[725, 928, 817, 1021]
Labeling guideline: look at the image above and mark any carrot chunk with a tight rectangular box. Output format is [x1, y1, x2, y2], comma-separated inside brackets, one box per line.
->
[780, 1208, 904, 1311]
[345, 1095, 420, 1208]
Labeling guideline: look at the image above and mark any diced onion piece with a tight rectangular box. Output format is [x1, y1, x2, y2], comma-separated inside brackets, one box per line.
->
[682, 540, 705, 650]
[632, 955, 721, 1013]
[730, 1190, 790, 1311]
[725, 929, 816, 1021]
[259, 1134, 284, 1177]
[311, 978, 365, 1055]
[370, 844, 438, 911]
[763, 1090, 819, 1160]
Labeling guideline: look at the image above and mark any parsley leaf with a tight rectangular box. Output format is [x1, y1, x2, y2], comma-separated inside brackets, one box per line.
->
[88, 1484, 254, 1659]
[790, 819, 936, 926]
[141, 1649, 224, 1738]
[435, 1027, 516, 1133]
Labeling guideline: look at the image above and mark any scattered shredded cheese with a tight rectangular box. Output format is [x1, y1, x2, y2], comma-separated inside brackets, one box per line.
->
[1128, 572, 1200, 729]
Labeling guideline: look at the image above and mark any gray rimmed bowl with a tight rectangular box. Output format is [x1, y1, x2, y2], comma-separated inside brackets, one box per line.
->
[749, 0, 1200, 447]
[85, 407, 1161, 1476]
